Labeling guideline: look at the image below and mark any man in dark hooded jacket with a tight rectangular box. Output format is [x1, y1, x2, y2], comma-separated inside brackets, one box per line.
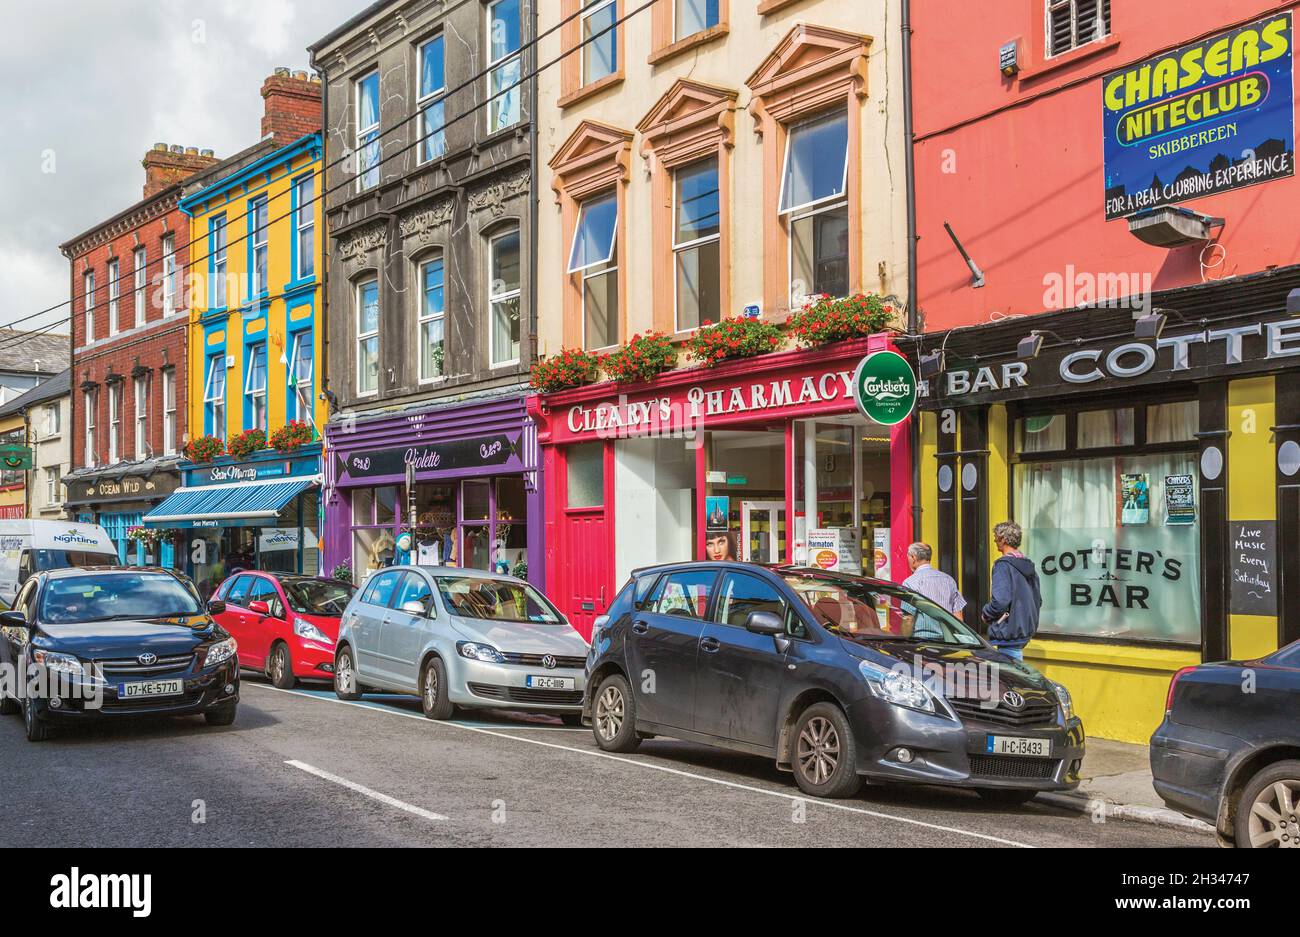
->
[981, 521, 1042, 661]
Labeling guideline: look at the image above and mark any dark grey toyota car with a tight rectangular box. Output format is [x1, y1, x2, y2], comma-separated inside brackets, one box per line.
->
[583, 562, 1084, 800]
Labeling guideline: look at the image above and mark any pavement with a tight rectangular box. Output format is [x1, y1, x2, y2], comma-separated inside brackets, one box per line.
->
[0, 675, 1214, 848]
[1038, 736, 1218, 835]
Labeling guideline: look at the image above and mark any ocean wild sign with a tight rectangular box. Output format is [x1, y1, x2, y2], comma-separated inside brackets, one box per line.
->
[852, 351, 918, 426]
[1103, 13, 1294, 221]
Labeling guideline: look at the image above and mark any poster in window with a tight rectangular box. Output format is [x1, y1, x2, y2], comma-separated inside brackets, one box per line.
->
[702, 529, 736, 562]
[705, 496, 730, 532]
[1164, 474, 1197, 526]
[1120, 473, 1150, 525]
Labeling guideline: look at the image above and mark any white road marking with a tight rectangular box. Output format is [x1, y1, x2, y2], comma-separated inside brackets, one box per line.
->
[285, 759, 448, 822]
[252, 684, 1033, 848]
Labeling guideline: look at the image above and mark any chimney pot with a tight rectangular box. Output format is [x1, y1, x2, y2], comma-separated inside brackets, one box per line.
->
[153, 142, 168, 152]
[170, 144, 184, 154]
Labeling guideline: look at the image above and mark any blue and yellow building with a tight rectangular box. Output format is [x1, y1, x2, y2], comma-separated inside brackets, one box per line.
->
[144, 100, 327, 590]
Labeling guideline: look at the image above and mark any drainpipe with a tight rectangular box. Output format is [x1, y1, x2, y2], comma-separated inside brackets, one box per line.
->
[527, 3, 543, 590]
[312, 60, 330, 575]
[901, 0, 924, 546]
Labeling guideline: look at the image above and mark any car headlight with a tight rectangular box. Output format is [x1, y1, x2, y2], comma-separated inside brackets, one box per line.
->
[859, 660, 935, 714]
[204, 637, 238, 668]
[1052, 681, 1074, 721]
[457, 641, 505, 664]
[31, 649, 85, 676]
[293, 618, 332, 645]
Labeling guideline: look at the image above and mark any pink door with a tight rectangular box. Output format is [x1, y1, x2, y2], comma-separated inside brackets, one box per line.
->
[557, 442, 612, 642]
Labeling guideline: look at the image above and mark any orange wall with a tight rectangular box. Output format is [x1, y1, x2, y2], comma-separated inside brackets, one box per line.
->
[913, 0, 1300, 331]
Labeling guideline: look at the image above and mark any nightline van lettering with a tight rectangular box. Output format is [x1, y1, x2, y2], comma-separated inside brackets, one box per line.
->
[52, 530, 99, 547]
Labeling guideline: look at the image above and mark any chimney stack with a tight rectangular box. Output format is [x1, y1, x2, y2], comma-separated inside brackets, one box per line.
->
[142, 143, 220, 198]
[261, 67, 322, 145]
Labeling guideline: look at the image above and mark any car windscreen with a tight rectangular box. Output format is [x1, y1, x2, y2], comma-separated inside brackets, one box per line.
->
[39, 573, 204, 625]
[283, 579, 357, 616]
[435, 576, 562, 625]
[34, 550, 121, 571]
[780, 573, 983, 647]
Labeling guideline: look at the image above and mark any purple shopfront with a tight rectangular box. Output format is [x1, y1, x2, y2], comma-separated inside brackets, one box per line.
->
[322, 392, 544, 588]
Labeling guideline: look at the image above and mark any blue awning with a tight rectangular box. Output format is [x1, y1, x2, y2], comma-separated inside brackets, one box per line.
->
[144, 477, 318, 528]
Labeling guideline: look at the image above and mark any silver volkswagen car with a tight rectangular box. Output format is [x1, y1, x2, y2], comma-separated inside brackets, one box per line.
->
[333, 567, 589, 723]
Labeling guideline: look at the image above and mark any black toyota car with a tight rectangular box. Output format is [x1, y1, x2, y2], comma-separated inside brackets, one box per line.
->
[583, 562, 1085, 801]
[1151, 639, 1300, 848]
[0, 567, 239, 742]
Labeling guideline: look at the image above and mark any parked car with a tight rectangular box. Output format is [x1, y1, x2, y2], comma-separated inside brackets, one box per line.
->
[0, 567, 239, 741]
[1151, 639, 1300, 848]
[211, 572, 356, 688]
[334, 567, 589, 723]
[0, 520, 120, 610]
[584, 562, 1085, 801]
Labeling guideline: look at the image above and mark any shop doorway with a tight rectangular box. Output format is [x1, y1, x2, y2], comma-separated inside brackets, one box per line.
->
[741, 501, 786, 564]
[560, 442, 611, 640]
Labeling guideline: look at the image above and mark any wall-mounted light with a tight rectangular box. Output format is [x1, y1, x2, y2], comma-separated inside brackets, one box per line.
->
[943, 222, 985, 289]
[1288, 288, 1300, 317]
[919, 350, 945, 379]
[1134, 311, 1167, 340]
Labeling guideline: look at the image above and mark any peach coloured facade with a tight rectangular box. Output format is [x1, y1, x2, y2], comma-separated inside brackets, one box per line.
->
[535, 0, 910, 360]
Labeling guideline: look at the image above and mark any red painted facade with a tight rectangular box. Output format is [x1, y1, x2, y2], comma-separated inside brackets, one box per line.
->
[912, 0, 1300, 330]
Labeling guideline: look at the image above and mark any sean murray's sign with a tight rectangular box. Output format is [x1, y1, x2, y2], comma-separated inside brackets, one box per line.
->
[926, 318, 1300, 406]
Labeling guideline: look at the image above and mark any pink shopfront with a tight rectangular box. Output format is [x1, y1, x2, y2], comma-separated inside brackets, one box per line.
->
[528, 335, 915, 639]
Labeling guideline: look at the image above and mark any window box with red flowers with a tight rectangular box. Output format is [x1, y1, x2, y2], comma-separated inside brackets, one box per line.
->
[270, 421, 314, 453]
[600, 333, 676, 384]
[226, 428, 268, 461]
[685, 316, 784, 368]
[184, 435, 226, 464]
[531, 348, 601, 393]
[787, 293, 897, 348]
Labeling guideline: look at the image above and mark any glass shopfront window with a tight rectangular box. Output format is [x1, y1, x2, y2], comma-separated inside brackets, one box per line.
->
[1013, 399, 1200, 645]
[615, 437, 695, 584]
[704, 429, 786, 564]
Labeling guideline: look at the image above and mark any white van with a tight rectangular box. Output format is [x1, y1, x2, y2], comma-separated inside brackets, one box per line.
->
[0, 520, 121, 609]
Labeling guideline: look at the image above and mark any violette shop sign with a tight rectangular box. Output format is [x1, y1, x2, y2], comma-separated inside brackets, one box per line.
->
[339, 432, 522, 482]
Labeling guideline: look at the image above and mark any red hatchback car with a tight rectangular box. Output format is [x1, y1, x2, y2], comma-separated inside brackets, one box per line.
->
[212, 572, 357, 688]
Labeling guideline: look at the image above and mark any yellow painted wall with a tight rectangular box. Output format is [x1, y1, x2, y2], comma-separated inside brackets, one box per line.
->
[986, 404, 1009, 564]
[1227, 376, 1279, 661]
[919, 411, 939, 548]
[185, 145, 327, 447]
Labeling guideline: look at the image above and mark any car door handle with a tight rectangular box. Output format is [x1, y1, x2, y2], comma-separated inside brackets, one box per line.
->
[700, 637, 721, 653]
[632, 620, 649, 635]
[381, 615, 393, 625]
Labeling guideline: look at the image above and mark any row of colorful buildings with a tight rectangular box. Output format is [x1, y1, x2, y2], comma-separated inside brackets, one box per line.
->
[29, 0, 1300, 743]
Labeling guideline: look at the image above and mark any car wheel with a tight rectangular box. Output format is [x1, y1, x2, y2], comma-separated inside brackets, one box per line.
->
[560, 713, 584, 728]
[1235, 760, 1300, 848]
[266, 642, 296, 690]
[204, 704, 237, 727]
[420, 657, 454, 721]
[22, 696, 51, 743]
[976, 788, 1039, 806]
[792, 703, 861, 799]
[334, 646, 363, 701]
[0, 691, 19, 716]
[592, 674, 640, 753]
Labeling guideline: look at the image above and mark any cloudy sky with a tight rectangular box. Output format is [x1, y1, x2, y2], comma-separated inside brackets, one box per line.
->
[0, 0, 362, 334]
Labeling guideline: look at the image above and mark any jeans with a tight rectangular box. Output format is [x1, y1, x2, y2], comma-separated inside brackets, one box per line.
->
[995, 645, 1024, 661]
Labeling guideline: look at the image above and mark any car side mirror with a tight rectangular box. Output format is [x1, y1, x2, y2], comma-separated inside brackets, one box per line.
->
[207, 600, 227, 616]
[401, 598, 431, 617]
[745, 610, 786, 637]
[248, 600, 271, 617]
[0, 610, 29, 632]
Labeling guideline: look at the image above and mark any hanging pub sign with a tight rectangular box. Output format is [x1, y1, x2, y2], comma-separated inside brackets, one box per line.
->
[337, 432, 523, 483]
[1103, 13, 1295, 221]
[0, 444, 33, 471]
[853, 351, 918, 426]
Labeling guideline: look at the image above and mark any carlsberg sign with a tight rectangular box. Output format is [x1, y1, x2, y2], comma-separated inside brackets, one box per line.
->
[853, 351, 918, 425]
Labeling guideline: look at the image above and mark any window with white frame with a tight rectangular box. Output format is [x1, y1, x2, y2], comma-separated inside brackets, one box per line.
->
[250, 196, 269, 298]
[780, 108, 850, 306]
[356, 71, 381, 191]
[108, 383, 121, 463]
[583, 0, 617, 85]
[674, 0, 718, 41]
[133, 247, 147, 326]
[210, 215, 228, 308]
[45, 466, 60, 505]
[357, 279, 380, 395]
[162, 369, 177, 455]
[295, 176, 315, 280]
[289, 332, 314, 426]
[1046, 0, 1110, 58]
[133, 374, 149, 458]
[418, 35, 448, 163]
[489, 230, 522, 365]
[107, 259, 120, 335]
[204, 356, 227, 440]
[673, 158, 721, 331]
[83, 270, 95, 342]
[568, 192, 618, 349]
[44, 403, 60, 438]
[162, 234, 177, 315]
[245, 343, 268, 432]
[419, 257, 446, 381]
[487, 0, 522, 133]
[83, 390, 96, 465]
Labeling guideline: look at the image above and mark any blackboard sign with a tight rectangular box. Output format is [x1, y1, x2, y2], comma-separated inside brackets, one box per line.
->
[1229, 520, 1278, 617]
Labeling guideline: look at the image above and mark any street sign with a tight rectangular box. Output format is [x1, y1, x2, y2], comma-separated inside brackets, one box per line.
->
[852, 351, 918, 426]
[0, 444, 33, 471]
